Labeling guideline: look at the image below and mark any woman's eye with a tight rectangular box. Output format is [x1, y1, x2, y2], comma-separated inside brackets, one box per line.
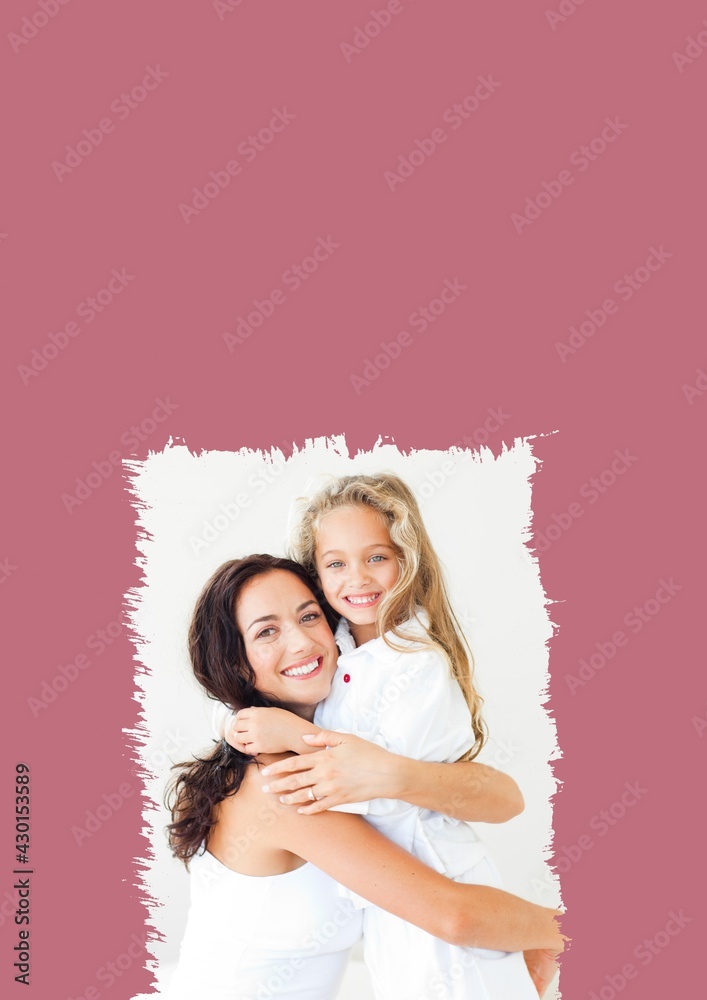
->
[301, 612, 321, 624]
[256, 627, 277, 640]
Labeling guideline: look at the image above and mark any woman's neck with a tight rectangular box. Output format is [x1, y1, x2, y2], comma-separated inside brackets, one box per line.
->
[286, 701, 318, 723]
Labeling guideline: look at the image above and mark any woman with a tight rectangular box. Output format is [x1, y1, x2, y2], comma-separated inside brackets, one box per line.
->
[166, 555, 562, 999]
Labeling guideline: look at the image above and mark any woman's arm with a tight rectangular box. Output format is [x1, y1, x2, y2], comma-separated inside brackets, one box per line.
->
[260, 729, 524, 821]
[245, 763, 563, 953]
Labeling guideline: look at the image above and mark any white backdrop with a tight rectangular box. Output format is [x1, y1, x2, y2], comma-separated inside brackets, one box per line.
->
[126, 436, 562, 995]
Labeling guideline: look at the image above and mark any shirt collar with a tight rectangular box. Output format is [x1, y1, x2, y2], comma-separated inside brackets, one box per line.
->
[334, 616, 357, 654]
[334, 609, 430, 660]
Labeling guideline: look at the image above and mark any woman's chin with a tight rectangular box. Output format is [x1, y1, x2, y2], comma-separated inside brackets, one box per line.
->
[282, 670, 335, 713]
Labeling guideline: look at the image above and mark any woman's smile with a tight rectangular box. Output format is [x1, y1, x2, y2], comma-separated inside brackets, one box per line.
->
[281, 655, 324, 678]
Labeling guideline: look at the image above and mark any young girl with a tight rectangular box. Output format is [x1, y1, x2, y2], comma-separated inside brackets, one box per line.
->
[222, 474, 557, 998]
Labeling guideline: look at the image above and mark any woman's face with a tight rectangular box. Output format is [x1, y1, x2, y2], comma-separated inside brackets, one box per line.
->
[235, 569, 338, 719]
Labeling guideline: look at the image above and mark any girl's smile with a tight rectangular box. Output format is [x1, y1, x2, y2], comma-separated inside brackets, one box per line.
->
[344, 592, 381, 607]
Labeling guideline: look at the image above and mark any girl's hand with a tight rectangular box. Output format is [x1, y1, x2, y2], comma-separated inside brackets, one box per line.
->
[228, 707, 312, 756]
[523, 948, 559, 997]
[260, 729, 395, 813]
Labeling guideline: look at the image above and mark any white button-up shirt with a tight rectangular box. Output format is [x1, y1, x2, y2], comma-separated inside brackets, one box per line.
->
[315, 614, 487, 890]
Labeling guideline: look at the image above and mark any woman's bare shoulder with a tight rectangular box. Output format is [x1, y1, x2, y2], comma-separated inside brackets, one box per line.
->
[215, 754, 294, 822]
[209, 756, 305, 874]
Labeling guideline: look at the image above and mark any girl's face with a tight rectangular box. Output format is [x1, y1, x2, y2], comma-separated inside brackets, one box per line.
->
[315, 505, 400, 645]
[235, 570, 338, 720]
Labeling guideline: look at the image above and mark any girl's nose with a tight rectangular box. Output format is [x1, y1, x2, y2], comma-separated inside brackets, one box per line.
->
[347, 561, 371, 587]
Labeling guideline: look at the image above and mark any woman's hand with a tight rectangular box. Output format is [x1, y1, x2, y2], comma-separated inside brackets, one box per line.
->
[260, 728, 526, 822]
[227, 707, 317, 756]
[261, 729, 394, 813]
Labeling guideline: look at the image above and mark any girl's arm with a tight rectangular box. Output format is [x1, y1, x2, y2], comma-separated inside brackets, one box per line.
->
[229, 707, 322, 756]
[242, 761, 563, 953]
[260, 729, 524, 822]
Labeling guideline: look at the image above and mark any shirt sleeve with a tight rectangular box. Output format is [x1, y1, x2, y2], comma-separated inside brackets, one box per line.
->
[367, 647, 474, 763]
[210, 700, 235, 741]
[320, 650, 474, 819]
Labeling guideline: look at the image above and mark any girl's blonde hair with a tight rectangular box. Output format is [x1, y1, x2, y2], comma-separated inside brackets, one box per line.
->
[289, 473, 487, 760]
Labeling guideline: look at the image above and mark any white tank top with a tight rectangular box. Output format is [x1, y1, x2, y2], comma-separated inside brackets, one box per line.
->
[165, 849, 363, 999]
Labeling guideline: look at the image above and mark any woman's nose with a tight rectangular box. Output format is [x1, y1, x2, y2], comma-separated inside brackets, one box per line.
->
[286, 623, 313, 654]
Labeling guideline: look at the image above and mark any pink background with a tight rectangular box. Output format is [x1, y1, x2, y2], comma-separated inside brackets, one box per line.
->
[2, 0, 704, 996]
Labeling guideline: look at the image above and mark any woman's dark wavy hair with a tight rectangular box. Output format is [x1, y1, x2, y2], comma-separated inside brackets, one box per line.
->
[166, 554, 338, 865]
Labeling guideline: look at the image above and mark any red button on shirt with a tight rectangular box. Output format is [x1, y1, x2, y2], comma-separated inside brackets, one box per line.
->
[343, 674, 351, 683]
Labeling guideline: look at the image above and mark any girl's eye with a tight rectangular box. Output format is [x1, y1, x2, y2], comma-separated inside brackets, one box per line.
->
[369, 554, 385, 563]
[327, 561, 344, 569]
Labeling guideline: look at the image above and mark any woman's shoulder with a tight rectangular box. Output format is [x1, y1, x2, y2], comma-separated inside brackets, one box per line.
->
[214, 756, 280, 825]
[209, 756, 306, 874]
[221, 754, 293, 807]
